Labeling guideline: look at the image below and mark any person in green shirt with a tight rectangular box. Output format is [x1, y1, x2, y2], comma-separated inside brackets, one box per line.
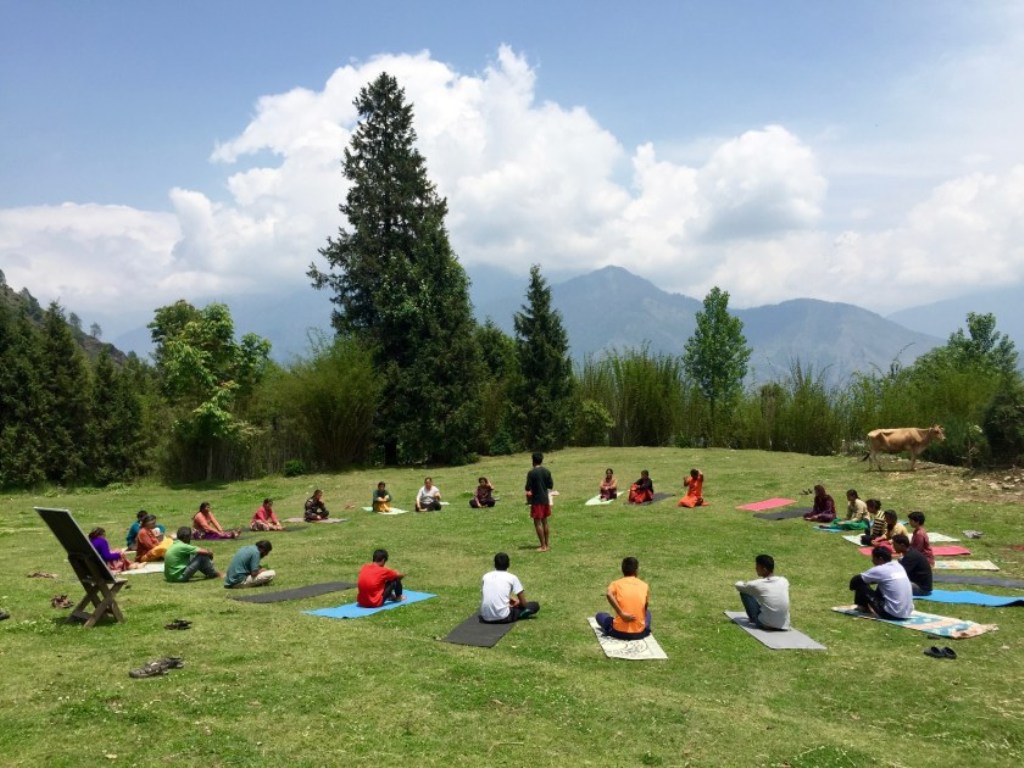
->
[164, 527, 222, 583]
[224, 541, 275, 588]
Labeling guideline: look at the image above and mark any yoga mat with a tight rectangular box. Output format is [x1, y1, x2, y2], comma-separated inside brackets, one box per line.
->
[587, 617, 667, 660]
[305, 590, 436, 619]
[627, 492, 672, 505]
[934, 560, 999, 571]
[831, 605, 998, 638]
[124, 562, 164, 575]
[360, 507, 409, 515]
[933, 574, 1024, 589]
[858, 545, 972, 557]
[584, 495, 616, 507]
[843, 534, 870, 545]
[737, 498, 796, 512]
[929, 533, 960, 543]
[284, 517, 348, 524]
[916, 589, 1024, 608]
[231, 581, 356, 604]
[724, 612, 826, 650]
[752, 507, 811, 521]
[812, 525, 846, 532]
[442, 614, 517, 647]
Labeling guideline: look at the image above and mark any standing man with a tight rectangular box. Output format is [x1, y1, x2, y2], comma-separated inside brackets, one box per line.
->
[525, 452, 554, 552]
[480, 552, 539, 623]
[734, 554, 791, 630]
[224, 540, 276, 589]
[849, 546, 914, 620]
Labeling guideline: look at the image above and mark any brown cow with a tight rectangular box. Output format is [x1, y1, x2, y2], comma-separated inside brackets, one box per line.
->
[863, 425, 946, 471]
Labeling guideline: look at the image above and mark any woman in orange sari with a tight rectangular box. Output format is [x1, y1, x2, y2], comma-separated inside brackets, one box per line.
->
[192, 501, 240, 540]
[678, 468, 705, 507]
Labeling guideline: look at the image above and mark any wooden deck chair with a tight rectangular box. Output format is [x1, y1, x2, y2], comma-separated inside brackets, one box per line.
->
[35, 507, 126, 628]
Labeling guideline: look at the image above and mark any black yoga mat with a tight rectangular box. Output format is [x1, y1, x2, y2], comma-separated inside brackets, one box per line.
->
[441, 614, 517, 647]
[932, 574, 1024, 589]
[753, 507, 812, 521]
[230, 580, 356, 603]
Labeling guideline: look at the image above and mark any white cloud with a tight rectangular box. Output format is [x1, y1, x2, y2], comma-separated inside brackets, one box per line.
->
[1, 43, 1022, 333]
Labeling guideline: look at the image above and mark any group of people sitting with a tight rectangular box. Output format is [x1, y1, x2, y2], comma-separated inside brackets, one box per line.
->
[796, 483, 936, 617]
[598, 467, 706, 507]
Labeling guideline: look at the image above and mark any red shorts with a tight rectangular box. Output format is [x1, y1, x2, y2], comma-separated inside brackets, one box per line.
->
[530, 504, 551, 520]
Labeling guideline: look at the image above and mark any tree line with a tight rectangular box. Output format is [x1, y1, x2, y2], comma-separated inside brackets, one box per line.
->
[1, 73, 1022, 489]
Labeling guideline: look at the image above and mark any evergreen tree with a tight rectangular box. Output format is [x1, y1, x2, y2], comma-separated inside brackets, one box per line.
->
[512, 265, 575, 450]
[476, 320, 523, 455]
[683, 286, 751, 444]
[309, 72, 482, 464]
[90, 350, 146, 484]
[0, 305, 46, 487]
[38, 303, 93, 484]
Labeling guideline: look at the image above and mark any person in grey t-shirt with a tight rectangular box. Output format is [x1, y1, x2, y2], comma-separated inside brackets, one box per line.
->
[735, 554, 791, 630]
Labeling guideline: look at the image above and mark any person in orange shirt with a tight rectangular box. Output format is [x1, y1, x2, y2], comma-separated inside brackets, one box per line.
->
[192, 501, 240, 540]
[678, 468, 705, 507]
[135, 515, 173, 563]
[595, 556, 651, 640]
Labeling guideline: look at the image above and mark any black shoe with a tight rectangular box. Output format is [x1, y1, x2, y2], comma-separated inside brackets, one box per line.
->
[164, 619, 192, 630]
[942, 647, 957, 659]
[924, 646, 946, 659]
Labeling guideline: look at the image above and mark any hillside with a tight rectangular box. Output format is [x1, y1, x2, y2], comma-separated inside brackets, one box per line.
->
[0, 279, 129, 364]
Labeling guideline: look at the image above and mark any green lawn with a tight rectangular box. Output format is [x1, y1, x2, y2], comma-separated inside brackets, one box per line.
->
[1, 448, 1022, 767]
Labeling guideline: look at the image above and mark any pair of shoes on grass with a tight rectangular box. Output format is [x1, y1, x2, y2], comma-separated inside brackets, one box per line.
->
[50, 595, 72, 609]
[164, 619, 192, 630]
[28, 571, 59, 579]
[924, 646, 957, 659]
[129, 657, 185, 679]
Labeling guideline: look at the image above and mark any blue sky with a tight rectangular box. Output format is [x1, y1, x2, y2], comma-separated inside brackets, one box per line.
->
[2, 1, 1022, 340]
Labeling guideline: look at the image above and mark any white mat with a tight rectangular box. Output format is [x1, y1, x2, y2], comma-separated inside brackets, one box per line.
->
[934, 560, 999, 571]
[361, 507, 409, 515]
[586, 617, 667, 660]
[124, 562, 164, 575]
[584, 495, 616, 507]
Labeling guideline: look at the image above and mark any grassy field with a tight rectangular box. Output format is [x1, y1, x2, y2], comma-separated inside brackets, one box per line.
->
[1, 447, 1022, 768]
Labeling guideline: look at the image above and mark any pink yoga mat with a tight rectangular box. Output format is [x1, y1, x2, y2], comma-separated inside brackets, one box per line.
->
[859, 545, 972, 557]
[736, 498, 797, 512]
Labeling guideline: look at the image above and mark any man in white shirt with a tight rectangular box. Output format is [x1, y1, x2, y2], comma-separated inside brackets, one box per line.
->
[480, 552, 539, 623]
[734, 554, 791, 630]
[415, 477, 442, 512]
[850, 546, 914, 620]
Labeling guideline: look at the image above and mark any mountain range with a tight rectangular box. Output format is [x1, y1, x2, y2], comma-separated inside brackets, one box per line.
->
[99, 264, 1022, 383]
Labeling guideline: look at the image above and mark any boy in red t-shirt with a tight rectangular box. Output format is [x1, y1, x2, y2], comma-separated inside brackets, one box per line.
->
[357, 549, 406, 607]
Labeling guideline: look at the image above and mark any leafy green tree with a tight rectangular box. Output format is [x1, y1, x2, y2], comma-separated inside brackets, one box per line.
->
[258, 335, 380, 470]
[309, 72, 482, 464]
[512, 265, 575, 450]
[149, 301, 271, 480]
[38, 303, 93, 484]
[683, 286, 751, 444]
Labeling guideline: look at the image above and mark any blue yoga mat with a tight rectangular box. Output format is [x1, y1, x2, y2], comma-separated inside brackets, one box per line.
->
[305, 590, 436, 619]
[916, 589, 1024, 608]
[812, 526, 845, 533]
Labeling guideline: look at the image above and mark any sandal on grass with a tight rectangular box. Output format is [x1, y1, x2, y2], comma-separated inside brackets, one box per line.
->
[164, 619, 192, 630]
[50, 595, 72, 609]
[129, 657, 184, 679]
[923, 646, 946, 659]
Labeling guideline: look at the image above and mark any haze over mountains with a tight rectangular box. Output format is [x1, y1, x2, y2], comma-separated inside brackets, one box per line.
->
[97, 264, 1018, 383]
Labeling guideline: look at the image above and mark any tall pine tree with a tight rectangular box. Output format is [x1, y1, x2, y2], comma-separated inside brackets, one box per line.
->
[309, 72, 481, 465]
[90, 350, 147, 484]
[512, 265, 575, 450]
[38, 303, 93, 484]
[0, 305, 46, 487]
